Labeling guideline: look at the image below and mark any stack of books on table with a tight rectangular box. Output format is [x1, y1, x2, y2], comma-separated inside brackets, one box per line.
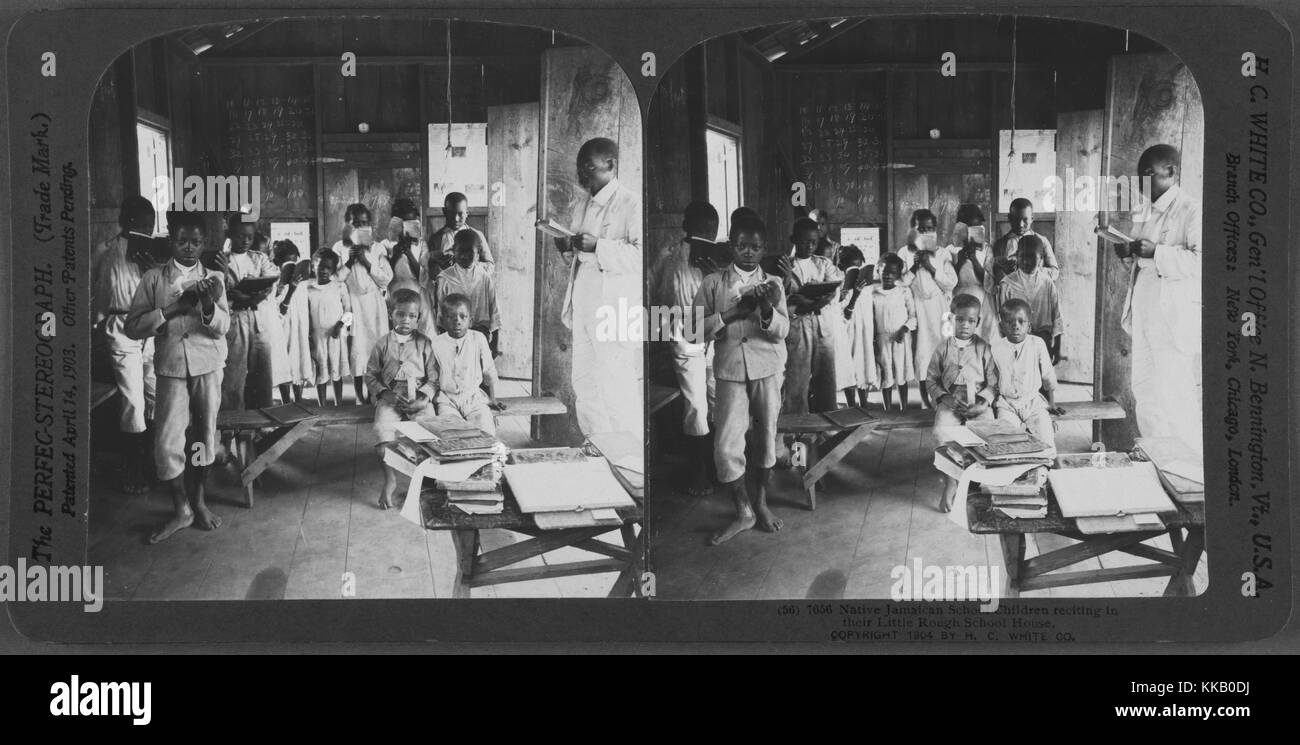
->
[382, 422, 508, 498]
[968, 434, 1054, 467]
[984, 466, 1049, 519]
[438, 461, 505, 516]
[421, 430, 503, 461]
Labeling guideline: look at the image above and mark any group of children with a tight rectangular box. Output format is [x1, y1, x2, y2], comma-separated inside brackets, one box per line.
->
[656, 198, 1068, 544]
[93, 191, 505, 542]
[858, 200, 1064, 412]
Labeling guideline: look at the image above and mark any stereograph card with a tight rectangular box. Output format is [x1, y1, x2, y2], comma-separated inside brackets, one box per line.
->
[0, 0, 1293, 649]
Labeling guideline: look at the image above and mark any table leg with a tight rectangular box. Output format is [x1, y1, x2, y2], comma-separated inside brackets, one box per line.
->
[1000, 534, 1025, 598]
[609, 522, 644, 598]
[451, 529, 479, 599]
[1164, 525, 1204, 597]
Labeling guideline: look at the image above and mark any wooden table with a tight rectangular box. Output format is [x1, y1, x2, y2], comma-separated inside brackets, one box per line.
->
[777, 400, 1128, 511]
[419, 448, 644, 598]
[217, 396, 568, 507]
[966, 457, 1205, 597]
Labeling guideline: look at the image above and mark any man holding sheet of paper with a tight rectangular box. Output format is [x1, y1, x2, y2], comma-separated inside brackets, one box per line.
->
[1111, 144, 1202, 456]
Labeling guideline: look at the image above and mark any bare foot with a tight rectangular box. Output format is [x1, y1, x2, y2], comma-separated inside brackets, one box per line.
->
[149, 511, 194, 544]
[755, 504, 784, 533]
[194, 504, 223, 530]
[709, 508, 756, 545]
[378, 493, 392, 510]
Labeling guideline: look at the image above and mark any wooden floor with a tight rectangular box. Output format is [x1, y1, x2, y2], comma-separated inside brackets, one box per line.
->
[88, 379, 626, 600]
[651, 383, 1209, 600]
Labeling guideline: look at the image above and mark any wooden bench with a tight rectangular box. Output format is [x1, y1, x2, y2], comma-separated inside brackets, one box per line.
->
[776, 400, 1128, 510]
[217, 396, 568, 507]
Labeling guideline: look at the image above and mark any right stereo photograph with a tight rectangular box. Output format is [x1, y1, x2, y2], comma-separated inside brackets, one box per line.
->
[645, 15, 1205, 601]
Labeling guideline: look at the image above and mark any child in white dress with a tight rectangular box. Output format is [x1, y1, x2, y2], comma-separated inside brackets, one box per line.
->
[307, 251, 352, 405]
[872, 253, 916, 411]
[330, 203, 393, 403]
[833, 245, 877, 407]
[900, 209, 958, 409]
[272, 240, 312, 403]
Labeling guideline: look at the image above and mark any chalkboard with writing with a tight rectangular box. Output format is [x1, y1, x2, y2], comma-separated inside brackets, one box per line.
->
[207, 67, 316, 218]
[783, 71, 887, 224]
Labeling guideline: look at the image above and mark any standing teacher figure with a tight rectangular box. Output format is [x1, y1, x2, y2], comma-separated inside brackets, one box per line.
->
[560, 137, 644, 438]
[1114, 144, 1202, 455]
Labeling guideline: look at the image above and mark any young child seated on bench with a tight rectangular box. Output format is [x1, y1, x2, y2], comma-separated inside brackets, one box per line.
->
[430, 293, 505, 435]
[927, 293, 999, 513]
[366, 288, 441, 510]
[991, 298, 1065, 456]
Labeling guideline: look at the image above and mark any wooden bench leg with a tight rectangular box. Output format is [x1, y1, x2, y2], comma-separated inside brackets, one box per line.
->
[802, 425, 874, 509]
[240, 437, 255, 508]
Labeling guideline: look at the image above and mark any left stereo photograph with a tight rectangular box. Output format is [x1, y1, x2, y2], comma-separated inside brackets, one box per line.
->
[80, 16, 646, 601]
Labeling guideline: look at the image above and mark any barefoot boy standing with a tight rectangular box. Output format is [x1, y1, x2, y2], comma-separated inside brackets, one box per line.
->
[694, 215, 789, 545]
[125, 211, 230, 543]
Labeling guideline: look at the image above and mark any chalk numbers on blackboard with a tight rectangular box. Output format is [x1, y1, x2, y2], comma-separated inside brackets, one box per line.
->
[221, 94, 314, 210]
[795, 98, 886, 214]
[641, 52, 657, 78]
[41, 51, 56, 77]
[941, 52, 956, 77]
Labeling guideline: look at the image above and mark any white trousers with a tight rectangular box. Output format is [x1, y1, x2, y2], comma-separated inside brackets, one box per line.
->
[1130, 272, 1203, 455]
[570, 263, 643, 438]
[672, 344, 714, 437]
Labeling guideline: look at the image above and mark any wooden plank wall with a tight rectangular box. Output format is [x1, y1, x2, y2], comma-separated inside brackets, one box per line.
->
[89, 42, 196, 247]
[535, 45, 643, 445]
[1054, 109, 1104, 384]
[645, 49, 697, 299]
[1098, 52, 1204, 449]
[89, 57, 129, 248]
[487, 102, 540, 380]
